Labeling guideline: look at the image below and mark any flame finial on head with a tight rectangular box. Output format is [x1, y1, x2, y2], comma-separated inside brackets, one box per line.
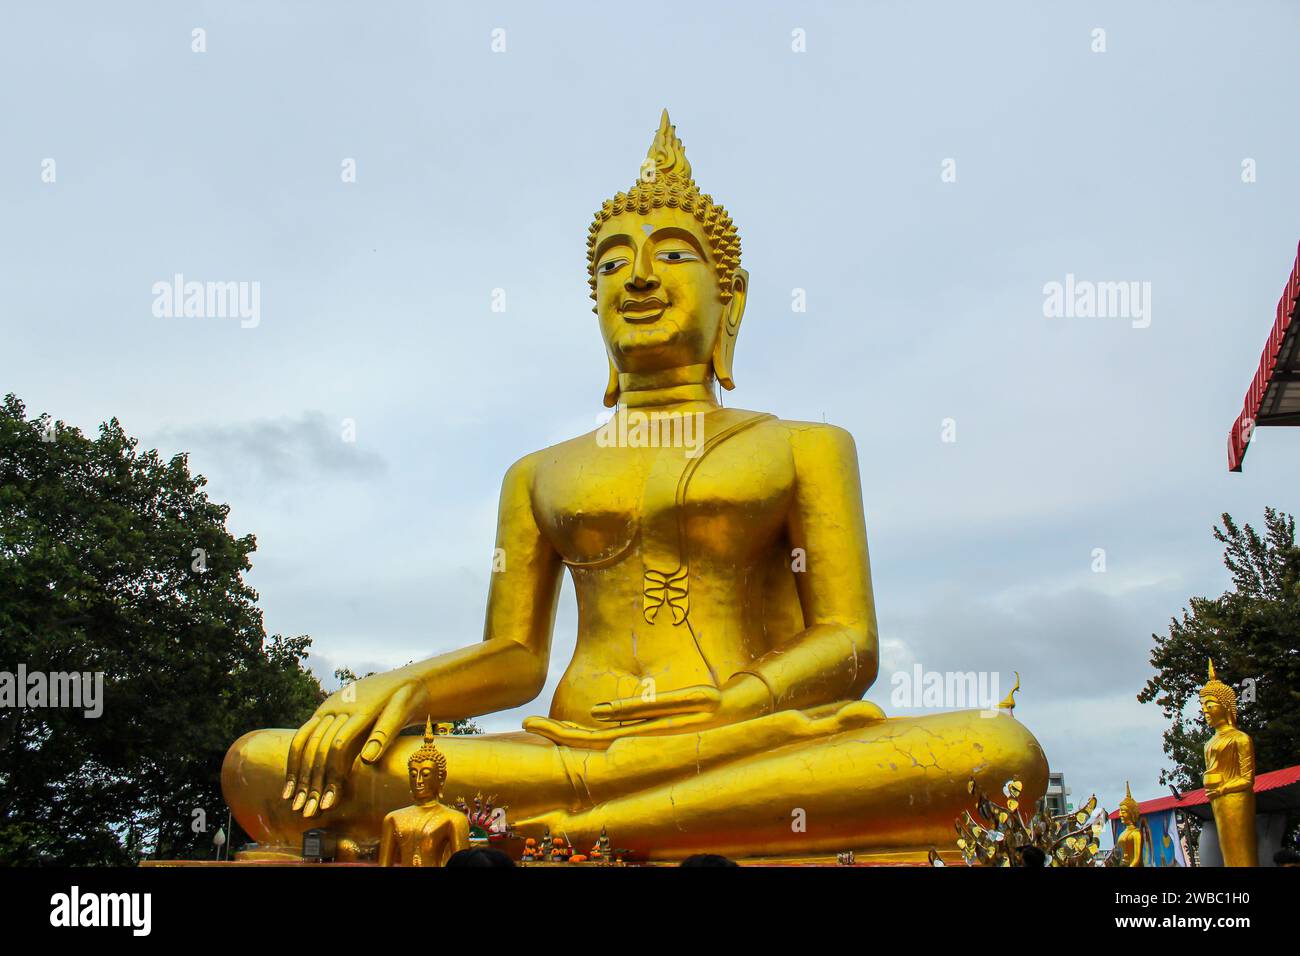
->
[646, 109, 693, 184]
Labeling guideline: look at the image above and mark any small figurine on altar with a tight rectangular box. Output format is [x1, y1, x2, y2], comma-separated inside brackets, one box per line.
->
[551, 836, 572, 862]
[1114, 783, 1143, 867]
[377, 717, 471, 866]
[454, 792, 511, 838]
[590, 826, 612, 862]
[1200, 659, 1257, 866]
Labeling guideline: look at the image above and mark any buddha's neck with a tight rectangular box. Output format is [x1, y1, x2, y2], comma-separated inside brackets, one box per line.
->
[618, 363, 720, 412]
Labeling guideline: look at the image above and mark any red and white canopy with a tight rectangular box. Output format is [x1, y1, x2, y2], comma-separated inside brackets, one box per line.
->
[1228, 242, 1300, 471]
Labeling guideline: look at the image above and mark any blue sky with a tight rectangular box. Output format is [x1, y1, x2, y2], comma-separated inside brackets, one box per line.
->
[3, 1, 1298, 820]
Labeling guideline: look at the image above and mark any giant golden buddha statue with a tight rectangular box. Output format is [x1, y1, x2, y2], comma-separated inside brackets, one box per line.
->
[222, 111, 1048, 861]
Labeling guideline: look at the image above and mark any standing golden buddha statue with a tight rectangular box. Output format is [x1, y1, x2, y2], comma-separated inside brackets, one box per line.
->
[221, 110, 1048, 861]
[1199, 660, 1257, 867]
[377, 718, 470, 867]
[1114, 783, 1143, 867]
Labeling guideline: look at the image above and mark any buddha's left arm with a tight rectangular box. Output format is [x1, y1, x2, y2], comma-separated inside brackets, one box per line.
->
[1229, 732, 1256, 793]
[377, 815, 399, 867]
[453, 813, 471, 854]
[737, 424, 879, 712]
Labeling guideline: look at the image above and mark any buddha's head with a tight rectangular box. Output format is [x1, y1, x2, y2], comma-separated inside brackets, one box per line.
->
[407, 716, 448, 802]
[587, 111, 746, 407]
[1119, 782, 1140, 828]
[1198, 658, 1237, 730]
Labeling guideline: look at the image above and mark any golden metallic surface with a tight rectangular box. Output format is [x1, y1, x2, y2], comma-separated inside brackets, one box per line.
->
[1115, 782, 1143, 867]
[222, 111, 1047, 860]
[1200, 659, 1257, 867]
[376, 719, 470, 866]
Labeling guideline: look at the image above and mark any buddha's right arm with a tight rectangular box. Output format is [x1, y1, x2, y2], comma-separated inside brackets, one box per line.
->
[405, 451, 561, 713]
[419, 451, 562, 710]
[284, 453, 562, 817]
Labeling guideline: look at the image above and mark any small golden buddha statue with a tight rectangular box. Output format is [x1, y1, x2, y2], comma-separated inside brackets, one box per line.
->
[1114, 783, 1143, 867]
[1199, 660, 1257, 867]
[222, 110, 1047, 860]
[377, 718, 470, 867]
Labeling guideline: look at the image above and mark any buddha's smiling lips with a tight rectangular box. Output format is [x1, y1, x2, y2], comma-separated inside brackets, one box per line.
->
[620, 298, 668, 323]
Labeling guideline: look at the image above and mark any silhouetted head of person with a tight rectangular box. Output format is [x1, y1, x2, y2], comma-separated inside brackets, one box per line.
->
[679, 853, 739, 867]
[1273, 847, 1300, 867]
[446, 847, 515, 868]
[1018, 845, 1047, 868]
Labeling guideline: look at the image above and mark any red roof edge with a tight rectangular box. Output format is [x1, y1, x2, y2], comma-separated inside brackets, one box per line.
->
[1109, 764, 1300, 819]
[1228, 241, 1300, 471]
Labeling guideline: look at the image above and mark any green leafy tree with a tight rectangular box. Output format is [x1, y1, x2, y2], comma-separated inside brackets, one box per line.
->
[0, 394, 325, 864]
[1138, 508, 1300, 841]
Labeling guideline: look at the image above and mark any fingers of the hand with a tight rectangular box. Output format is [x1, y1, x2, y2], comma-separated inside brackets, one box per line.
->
[632, 685, 719, 711]
[671, 685, 721, 710]
[304, 714, 347, 817]
[361, 685, 413, 764]
[293, 714, 335, 811]
[522, 716, 578, 741]
[284, 715, 322, 798]
[594, 685, 720, 720]
[322, 713, 370, 810]
[523, 716, 616, 749]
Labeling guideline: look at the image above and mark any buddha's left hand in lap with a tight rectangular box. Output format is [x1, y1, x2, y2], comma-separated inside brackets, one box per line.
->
[523, 673, 770, 748]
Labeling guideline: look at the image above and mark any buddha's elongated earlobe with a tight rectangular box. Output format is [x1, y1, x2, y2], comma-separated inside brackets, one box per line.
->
[603, 356, 620, 407]
[711, 268, 748, 391]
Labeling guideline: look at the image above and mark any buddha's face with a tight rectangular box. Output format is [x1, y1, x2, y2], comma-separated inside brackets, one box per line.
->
[409, 758, 439, 800]
[592, 208, 729, 375]
[1200, 694, 1227, 729]
[1121, 807, 1137, 827]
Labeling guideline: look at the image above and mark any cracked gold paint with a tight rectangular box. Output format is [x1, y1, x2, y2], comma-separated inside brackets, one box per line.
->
[222, 111, 1047, 860]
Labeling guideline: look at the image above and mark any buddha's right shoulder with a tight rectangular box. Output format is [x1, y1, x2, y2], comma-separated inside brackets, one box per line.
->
[502, 449, 545, 486]
[513, 424, 609, 471]
[502, 436, 587, 488]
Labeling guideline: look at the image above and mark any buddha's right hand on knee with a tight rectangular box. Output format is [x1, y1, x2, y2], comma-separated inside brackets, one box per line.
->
[283, 670, 430, 818]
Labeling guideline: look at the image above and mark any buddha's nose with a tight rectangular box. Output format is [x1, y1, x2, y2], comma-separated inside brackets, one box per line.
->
[627, 243, 660, 290]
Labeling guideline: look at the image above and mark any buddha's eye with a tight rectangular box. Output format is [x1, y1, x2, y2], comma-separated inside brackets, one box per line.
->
[597, 257, 628, 276]
[655, 250, 699, 263]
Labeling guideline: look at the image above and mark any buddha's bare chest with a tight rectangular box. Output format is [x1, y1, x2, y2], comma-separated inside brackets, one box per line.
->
[532, 431, 794, 568]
